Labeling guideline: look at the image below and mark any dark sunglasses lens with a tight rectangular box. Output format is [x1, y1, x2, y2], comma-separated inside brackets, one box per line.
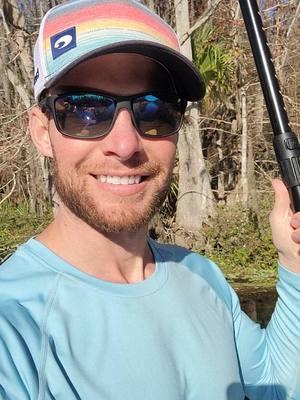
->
[54, 94, 115, 137]
[133, 95, 185, 137]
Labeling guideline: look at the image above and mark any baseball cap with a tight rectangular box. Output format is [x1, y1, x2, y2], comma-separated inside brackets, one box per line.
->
[33, 0, 206, 101]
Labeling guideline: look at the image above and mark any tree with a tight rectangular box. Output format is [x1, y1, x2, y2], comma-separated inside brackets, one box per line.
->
[193, 21, 236, 203]
[174, 0, 226, 244]
[0, 0, 55, 211]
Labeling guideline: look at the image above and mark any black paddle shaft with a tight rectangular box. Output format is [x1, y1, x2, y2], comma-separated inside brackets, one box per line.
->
[239, 0, 300, 212]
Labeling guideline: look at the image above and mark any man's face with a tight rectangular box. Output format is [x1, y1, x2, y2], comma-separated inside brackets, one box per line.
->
[47, 53, 178, 233]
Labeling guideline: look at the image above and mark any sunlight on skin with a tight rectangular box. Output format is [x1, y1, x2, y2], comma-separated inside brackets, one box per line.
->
[29, 54, 179, 283]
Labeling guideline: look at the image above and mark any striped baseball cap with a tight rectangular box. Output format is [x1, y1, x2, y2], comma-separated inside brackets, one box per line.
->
[33, 0, 206, 101]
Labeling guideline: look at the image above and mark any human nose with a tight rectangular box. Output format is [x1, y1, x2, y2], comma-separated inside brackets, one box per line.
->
[101, 108, 142, 161]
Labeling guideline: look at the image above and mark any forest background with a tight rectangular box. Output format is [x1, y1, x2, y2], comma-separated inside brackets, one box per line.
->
[0, 0, 299, 294]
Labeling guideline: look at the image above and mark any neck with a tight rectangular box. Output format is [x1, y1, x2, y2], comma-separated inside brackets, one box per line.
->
[37, 205, 155, 283]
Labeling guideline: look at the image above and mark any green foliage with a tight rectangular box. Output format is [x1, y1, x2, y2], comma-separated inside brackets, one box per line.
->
[0, 202, 52, 263]
[1, 199, 278, 288]
[193, 24, 236, 100]
[200, 197, 278, 287]
[160, 173, 178, 218]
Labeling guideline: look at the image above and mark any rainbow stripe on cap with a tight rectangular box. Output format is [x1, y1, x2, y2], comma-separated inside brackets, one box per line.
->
[34, 0, 205, 101]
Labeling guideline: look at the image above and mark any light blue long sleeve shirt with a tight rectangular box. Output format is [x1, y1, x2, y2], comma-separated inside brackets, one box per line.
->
[0, 238, 300, 399]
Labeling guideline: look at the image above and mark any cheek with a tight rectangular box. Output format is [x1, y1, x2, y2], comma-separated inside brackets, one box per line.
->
[147, 137, 177, 169]
[49, 123, 93, 166]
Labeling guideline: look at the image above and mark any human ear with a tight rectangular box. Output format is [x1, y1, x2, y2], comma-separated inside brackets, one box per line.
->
[28, 106, 53, 157]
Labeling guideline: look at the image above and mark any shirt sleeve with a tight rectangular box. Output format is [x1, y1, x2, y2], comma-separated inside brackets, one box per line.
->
[232, 264, 300, 400]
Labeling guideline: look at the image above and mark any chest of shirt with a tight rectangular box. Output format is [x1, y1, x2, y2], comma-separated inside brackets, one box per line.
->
[38, 279, 244, 399]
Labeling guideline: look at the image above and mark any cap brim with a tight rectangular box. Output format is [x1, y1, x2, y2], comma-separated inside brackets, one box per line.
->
[45, 41, 206, 101]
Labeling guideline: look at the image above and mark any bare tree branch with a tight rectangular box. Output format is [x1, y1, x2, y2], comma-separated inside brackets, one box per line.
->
[280, 1, 300, 69]
[0, 8, 11, 34]
[179, 0, 223, 46]
[6, 67, 31, 108]
[0, 174, 16, 204]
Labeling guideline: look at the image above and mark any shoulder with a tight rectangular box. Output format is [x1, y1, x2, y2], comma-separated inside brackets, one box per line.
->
[150, 238, 226, 283]
[0, 239, 60, 323]
[149, 239, 233, 311]
[0, 239, 56, 293]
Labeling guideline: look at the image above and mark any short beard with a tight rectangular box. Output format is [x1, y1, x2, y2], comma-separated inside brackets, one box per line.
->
[52, 156, 172, 234]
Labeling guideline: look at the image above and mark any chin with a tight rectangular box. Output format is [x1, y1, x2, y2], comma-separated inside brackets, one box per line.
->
[53, 161, 171, 234]
[69, 200, 160, 234]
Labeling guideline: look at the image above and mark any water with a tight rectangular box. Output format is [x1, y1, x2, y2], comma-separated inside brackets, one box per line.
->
[235, 286, 277, 327]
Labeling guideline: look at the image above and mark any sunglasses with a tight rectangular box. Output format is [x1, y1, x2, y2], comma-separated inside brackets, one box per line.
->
[39, 91, 187, 139]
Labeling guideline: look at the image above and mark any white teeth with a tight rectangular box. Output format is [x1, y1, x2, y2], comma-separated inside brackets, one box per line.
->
[97, 175, 142, 185]
[111, 176, 121, 184]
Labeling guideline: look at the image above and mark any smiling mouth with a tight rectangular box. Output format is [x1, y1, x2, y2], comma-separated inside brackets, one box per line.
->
[94, 175, 144, 185]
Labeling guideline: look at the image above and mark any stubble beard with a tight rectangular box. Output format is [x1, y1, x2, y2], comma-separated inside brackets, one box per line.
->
[52, 156, 173, 234]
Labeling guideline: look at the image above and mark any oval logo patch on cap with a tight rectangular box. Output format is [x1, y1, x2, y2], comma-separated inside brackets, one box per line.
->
[51, 27, 77, 60]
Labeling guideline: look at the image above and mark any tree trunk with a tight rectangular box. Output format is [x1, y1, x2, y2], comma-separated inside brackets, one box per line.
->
[176, 106, 215, 235]
[0, 20, 12, 108]
[216, 131, 225, 202]
[174, 0, 215, 244]
[241, 88, 248, 205]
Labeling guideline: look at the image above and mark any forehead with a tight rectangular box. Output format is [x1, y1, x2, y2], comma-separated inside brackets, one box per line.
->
[53, 53, 176, 95]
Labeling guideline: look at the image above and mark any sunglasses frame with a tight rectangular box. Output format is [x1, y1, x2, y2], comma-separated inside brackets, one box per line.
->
[39, 90, 187, 139]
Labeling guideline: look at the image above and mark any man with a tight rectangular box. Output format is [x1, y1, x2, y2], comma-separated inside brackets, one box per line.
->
[0, 0, 300, 399]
